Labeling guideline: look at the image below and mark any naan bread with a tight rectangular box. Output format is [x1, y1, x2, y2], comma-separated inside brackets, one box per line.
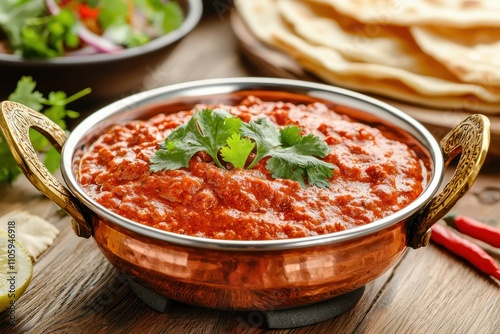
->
[277, 0, 450, 76]
[411, 25, 500, 86]
[0, 209, 60, 260]
[272, 29, 500, 113]
[311, 0, 500, 28]
[235, 0, 283, 44]
[235, 0, 500, 113]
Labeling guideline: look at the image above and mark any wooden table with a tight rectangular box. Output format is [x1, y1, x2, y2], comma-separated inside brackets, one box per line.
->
[1, 8, 500, 334]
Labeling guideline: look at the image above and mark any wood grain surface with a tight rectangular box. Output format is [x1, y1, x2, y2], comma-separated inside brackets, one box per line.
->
[1, 8, 499, 334]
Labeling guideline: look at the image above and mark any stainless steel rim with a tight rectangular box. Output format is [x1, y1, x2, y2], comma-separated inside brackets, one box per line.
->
[62, 77, 444, 250]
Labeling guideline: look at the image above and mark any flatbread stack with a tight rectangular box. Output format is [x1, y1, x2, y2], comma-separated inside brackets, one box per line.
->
[234, 0, 500, 114]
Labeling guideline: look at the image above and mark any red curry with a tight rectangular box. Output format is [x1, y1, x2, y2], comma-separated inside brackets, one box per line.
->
[79, 96, 426, 240]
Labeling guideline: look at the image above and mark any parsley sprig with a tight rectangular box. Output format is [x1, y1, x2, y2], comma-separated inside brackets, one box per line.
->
[150, 108, 335, 188]
[0, 76, 90, 183]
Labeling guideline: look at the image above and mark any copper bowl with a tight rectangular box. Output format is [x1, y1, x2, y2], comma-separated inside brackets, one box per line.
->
[0, 78, 490, 311]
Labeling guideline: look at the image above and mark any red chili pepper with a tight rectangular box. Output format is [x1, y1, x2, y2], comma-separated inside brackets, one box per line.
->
[444, 213, 500, 248]
[78, 3, 100, 20]
[430, 224, 500, 280]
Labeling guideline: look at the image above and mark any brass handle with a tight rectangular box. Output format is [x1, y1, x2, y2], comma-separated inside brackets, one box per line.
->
[0, 101, 92, 238]
[408, 114, 490, 249]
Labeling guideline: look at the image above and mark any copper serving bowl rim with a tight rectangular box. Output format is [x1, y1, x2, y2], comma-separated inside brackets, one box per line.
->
[0, 0, 203, 66]
[61, 77, 444, 251]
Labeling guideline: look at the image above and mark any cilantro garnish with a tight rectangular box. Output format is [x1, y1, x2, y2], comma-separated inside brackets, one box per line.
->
[0, 76, 91, 184]
[150, 108, 241, 170]
[150, 109, 335, 188]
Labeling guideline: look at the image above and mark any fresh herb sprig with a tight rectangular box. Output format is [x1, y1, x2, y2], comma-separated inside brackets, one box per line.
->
[150, 108, 335, 188]
[0, 76, 91, 183]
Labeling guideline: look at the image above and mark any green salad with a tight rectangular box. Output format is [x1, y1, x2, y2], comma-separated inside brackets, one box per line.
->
[0, 0, 184, 59]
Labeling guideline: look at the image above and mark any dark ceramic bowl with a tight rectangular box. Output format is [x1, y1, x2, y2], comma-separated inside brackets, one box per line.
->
[0, 0, 203, 106]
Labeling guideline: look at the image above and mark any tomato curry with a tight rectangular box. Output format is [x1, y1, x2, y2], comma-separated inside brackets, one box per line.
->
[79, 96, 427, 240]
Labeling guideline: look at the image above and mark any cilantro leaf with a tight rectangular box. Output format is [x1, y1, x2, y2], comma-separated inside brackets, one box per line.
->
[306, 163, 335, 189]
[197, 108, 242, 162]
[244, 119, 335, 188]
[281, 130, 332, 158]
[44, 91, 75, 129]
[8, 76, 49, 151]
[276, 131, 334, 186]
[149, 141, 197, 171]
[220, 133, 255, 169]
[267, 150, 334, 188]
[241, 117, 281, 169]
[150, 108, 241, 171]
[279, 125, 302, 147]
[265, 155, 304, 186]
[7, 76, 44, 111]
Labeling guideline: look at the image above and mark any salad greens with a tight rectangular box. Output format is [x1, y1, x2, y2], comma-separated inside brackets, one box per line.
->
[0, 0, 184, 59]
[150, 109, 335, 188]
[0, 76, 90, 183]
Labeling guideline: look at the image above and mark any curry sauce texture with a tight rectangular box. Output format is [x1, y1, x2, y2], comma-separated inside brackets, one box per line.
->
[79, 96, 426, 240]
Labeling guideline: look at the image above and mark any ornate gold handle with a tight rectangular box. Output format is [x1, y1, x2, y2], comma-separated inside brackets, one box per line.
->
[0, 101, 92, 238]
[408, 114, 490, 249]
